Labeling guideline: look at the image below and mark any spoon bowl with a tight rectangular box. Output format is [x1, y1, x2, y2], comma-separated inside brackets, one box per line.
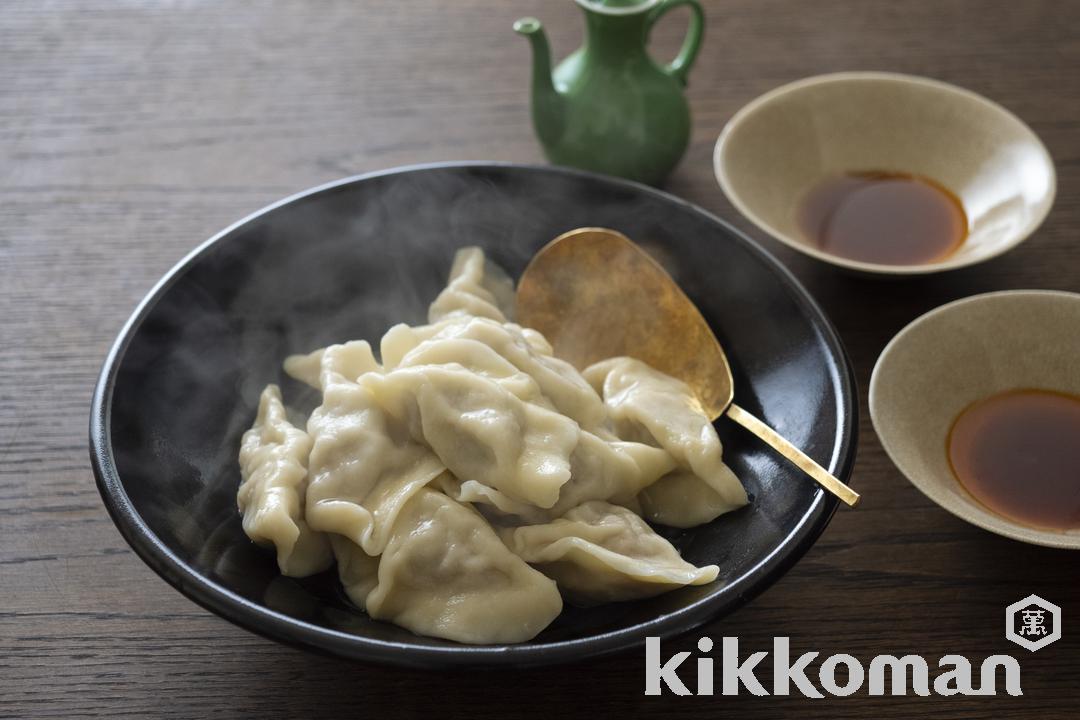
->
[517, 227, 860, 506]
[516, 227, 734, 419]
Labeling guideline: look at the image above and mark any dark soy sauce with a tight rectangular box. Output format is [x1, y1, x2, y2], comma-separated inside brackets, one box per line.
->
[948, 389, 1080, 531]
[797, 171, 968, 265]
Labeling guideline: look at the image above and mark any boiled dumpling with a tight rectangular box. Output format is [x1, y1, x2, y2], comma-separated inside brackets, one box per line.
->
[434, 431, 674, 525]
[435, 473, 550, 525]
[303, 342, 446, 556]
[501, 501, 719, 605]
[394, 331, 555, 412]
[329, 534, 380, 607]
[584, 357, 748, 527]
[237, 384, 332, 577]
[428, 246, 515, 323]
[382, 314, 609, 433]
[379, 316, 466, 371]
[362, 364, 675, 513]
[284, 339, 383, 390]
[637, 468, 745, 528]
[559, 432, 675, 515]
[362, 364, 579, 509]
[398, 316, 611, 434]
[365, 488, 563, 644]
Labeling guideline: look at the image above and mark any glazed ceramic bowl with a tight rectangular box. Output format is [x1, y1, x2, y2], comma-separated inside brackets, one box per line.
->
[90, 163, 858, 667]
[714, 72, 1056, 275]
[870, 290, 1080, 549]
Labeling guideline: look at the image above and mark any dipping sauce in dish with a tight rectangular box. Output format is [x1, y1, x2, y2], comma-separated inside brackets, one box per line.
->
[948, 389, 1080, 531]
[797, 171, 968, 266]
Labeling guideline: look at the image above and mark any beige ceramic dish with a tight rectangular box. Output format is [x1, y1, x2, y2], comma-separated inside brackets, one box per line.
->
[714, 72, 1056, 275]
[870, 290, 1080, 549]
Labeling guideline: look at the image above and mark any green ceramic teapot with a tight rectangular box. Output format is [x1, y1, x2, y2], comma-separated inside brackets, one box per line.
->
[514, 0, 704, 186]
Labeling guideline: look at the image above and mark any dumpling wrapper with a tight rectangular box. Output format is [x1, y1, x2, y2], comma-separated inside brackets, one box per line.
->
[302, 342, 446, 556]
[433, 429, 673, 525]
[329, 534, 381, 606]
[428, 246, 515, 324]
[396, 333, 554, 412]
[237, 384, 332, 577]
[284, 339, 384, 390]
[398, 316, 611, 434]
[361, 364, 580, 509]
[380, 314, 555, 374]
[584, 357, 748, 528]
[363, 363, 675, 513]
[379, 317, 465, 372]
[366, 489, 563, 644]
[381, 314, 609, 434]
[501, 501, 719, 606]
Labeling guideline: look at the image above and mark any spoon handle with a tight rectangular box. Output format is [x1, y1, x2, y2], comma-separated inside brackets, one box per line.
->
[725, 403, 860, 507]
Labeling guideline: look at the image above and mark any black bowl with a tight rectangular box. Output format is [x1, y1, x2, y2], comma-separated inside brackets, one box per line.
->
[90, 162, 857, 667]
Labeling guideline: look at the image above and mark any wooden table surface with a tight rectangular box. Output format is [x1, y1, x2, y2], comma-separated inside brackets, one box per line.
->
[3, 1, 1078, 717]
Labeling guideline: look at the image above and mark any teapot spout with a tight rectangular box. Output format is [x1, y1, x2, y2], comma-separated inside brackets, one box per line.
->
[514, 17, 564, 142]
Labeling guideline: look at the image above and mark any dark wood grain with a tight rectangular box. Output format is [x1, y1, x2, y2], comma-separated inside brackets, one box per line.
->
[2, 1, 1078, 717]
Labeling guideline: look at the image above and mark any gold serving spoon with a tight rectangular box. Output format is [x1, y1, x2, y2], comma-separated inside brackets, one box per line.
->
[516, 227, 860, 507]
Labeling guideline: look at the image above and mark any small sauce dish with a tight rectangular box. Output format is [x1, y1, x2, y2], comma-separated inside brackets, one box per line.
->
[714, 72, 1056, 275]
[870, 290, 1080, 548]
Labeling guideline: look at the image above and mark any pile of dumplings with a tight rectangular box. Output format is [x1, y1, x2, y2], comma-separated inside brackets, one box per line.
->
[237, 247, 748, 644]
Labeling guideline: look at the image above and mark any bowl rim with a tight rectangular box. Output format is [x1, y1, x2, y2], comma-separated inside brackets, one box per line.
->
[869, 289, 1080, 549]
[713, 71, 1058, 276]
[89, 161, 859, 667]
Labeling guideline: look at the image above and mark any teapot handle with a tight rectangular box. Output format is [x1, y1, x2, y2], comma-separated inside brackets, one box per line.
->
[645, 0, 704, 87]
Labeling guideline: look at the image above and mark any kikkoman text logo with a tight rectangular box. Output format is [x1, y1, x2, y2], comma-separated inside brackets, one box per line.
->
[645, 637, 1022, 697]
